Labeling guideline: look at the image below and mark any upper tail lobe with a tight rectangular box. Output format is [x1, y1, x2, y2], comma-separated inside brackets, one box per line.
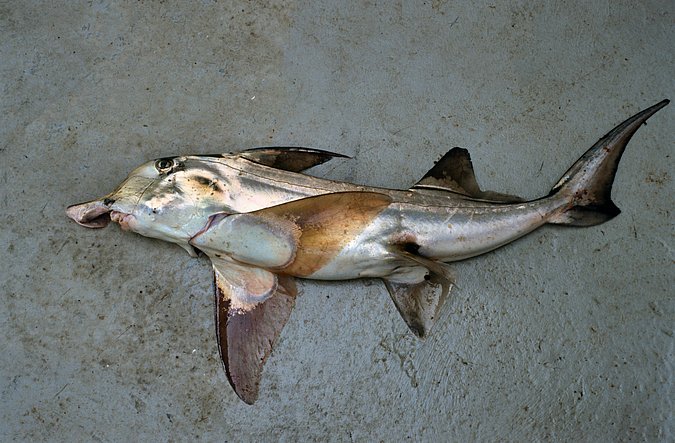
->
[548, 100, 669, 226]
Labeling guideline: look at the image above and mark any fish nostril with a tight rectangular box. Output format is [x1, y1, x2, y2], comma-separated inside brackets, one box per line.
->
[103, 198, 115, 206]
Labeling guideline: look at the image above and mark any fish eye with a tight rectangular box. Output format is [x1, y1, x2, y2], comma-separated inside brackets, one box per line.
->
[155, 158, 174, 172]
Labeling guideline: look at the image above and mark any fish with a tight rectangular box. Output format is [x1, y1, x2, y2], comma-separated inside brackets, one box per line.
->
[67, 100, 669, 404]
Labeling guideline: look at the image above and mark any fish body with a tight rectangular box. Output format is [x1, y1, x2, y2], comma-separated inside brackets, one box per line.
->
[67, 100, 669, 403]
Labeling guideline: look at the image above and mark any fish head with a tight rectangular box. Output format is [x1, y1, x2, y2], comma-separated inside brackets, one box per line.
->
[66, 155, 235, 251]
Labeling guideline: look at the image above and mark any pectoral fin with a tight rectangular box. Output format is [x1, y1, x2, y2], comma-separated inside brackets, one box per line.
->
[212, 260, 297, 404]
[239, 147, 349, 172]
[385, 246, 455, 338]
[211, 258, 279, 305]
[414, 147, 524, 203]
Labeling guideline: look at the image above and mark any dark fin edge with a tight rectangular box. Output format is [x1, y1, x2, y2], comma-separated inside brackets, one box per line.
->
[214, 271, 297, 404]
[413, 147, 524, 203]
[239, 147, 350, 172]
[549, 99, 669, 226]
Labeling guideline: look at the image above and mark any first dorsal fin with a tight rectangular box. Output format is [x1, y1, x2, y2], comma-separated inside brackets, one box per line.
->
[239, 147, 349, 172]
[413, 147, 524, 203]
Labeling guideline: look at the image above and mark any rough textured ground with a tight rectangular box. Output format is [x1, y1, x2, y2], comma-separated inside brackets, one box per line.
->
[1, 1, 672, 441]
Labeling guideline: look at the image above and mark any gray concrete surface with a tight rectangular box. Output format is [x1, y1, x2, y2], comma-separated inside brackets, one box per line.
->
[1, 1, 672, 441]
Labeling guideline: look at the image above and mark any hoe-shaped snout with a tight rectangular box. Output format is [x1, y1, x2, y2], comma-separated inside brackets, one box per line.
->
[67, 173, 158, 229]
[66, 198, 112, 228]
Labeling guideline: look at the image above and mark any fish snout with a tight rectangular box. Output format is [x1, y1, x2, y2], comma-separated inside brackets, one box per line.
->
[66, 199, 112, 228]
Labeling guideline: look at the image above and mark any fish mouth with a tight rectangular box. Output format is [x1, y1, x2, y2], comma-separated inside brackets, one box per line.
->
[110, 210, 134, 231]
[66, 200, 112, 228]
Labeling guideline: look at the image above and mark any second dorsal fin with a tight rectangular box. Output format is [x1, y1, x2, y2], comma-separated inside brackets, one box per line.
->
[413, 147, 524, 203]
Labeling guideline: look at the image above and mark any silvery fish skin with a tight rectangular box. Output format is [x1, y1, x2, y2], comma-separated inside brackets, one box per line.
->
[67, 100, 669, 404]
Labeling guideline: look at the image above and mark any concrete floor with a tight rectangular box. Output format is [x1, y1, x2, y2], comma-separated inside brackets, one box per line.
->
[1, 1, 672, 441]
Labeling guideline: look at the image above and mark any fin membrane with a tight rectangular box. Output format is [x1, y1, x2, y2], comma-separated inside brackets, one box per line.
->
[414, 147, 524, 203]
[549, 99, 669, 226]
[383, 278, 451, 338]
[214, 265, 297, 404]
[202, 191, 391, 403]
[239, 147, 349, 172]
[385, 246, 455, 338]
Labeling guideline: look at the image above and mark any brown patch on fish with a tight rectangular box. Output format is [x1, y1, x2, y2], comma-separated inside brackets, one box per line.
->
[190, 174, 223, 193]
[252, 192, 392, 277]
[194, 175, 212, 186]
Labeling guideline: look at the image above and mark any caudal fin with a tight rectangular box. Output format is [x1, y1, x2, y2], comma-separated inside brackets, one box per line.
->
[549, 100, 669, 226]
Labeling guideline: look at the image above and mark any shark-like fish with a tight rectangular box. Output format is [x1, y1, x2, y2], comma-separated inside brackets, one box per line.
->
[67, 100, 668, 403]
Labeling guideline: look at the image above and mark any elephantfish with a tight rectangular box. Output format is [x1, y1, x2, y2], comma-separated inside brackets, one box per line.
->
[67, 100, 669, 404]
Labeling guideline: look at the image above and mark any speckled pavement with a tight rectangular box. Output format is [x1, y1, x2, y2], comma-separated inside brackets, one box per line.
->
[1, 1, 672, 440]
